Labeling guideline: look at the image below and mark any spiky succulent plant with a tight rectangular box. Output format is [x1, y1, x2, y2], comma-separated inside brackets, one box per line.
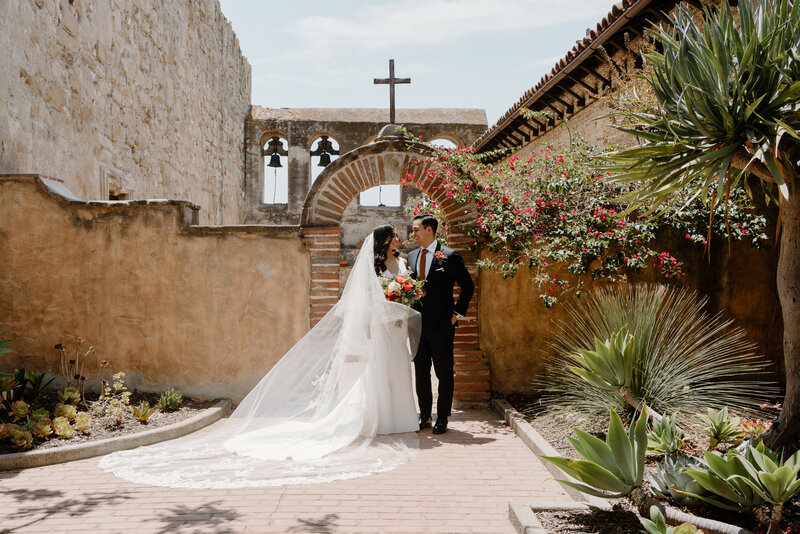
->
[158, 388, 183, 412]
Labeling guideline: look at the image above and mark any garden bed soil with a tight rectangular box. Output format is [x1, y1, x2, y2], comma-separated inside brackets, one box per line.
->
[503, 394, 800, 534]
[1, 391, 222, 455]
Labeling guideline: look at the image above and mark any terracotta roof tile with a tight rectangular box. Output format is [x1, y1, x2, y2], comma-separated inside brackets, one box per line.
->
[472, 0, 659, 152]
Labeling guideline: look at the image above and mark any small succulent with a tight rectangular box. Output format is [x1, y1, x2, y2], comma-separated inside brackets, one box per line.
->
[29, 408, 50, 423]
[158, 388, 183, 412]
[0, 423, 10, 439]
[52, 416, 73, 439]
[30, 417, 53, 438]
[9, 424, 33, 450]
[54, 403, 77, 421]
[647, 413, 684, 455]
[648, 454, 708, 505]
[132, 401, 158, 423]
[640, 505, 701, 534]
[74, 412, 91, 433]
[739, 418, 770, 441]
[701, 407, 744, 449]
[10, 400, 29, 420]
[58, 386, 80, 405]
[0, 372, 16, 399]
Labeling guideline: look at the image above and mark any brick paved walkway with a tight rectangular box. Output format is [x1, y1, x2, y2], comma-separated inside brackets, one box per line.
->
[0, 409, 568, 533]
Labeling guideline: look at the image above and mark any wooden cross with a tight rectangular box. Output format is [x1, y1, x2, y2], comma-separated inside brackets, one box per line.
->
[373, 59, 410, 124]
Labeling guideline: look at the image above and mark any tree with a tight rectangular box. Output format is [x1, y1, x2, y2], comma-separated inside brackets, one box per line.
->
[605, 0, 800, 450]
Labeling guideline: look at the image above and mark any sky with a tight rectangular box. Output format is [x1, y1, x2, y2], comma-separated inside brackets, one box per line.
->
[218, 0, 617, 204]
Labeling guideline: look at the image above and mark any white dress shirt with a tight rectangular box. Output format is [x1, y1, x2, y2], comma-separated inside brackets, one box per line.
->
[416, 240, 438, 280]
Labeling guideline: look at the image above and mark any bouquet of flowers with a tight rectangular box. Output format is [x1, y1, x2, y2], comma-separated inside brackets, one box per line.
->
[381, 274, 424, 307]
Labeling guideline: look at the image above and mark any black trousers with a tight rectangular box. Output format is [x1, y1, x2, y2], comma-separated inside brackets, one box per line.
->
[413, 324, 455, 419]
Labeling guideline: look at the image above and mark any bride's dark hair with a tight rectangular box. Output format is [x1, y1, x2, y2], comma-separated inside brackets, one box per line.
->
[373, 224, 396, 275]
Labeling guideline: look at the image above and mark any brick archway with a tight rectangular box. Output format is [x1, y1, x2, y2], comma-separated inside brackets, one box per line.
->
[300, 136, 489, 406]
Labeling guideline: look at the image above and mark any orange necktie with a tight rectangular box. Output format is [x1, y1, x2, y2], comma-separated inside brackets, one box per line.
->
[419, 249, 428, 281]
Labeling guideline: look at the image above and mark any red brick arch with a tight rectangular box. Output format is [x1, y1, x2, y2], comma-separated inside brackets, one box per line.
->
[299, 137, 489, 406]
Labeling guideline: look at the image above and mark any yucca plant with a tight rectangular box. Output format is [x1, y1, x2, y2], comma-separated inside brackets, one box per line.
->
[647, 414, 684, 456]
[640, 506, 701, 534]
[602, 0, 800, 452]
[648, 453, 708, 506]
[0, 330, 13, 358]
[538, 284, 776, 428]
[542, 406, 647, 498]
[701, 407, 744, 449]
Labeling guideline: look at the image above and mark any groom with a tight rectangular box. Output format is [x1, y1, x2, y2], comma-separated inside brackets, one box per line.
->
[408, 213, 474, 434]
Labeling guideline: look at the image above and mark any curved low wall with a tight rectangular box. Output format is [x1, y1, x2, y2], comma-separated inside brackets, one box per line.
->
[0, 175, 309, 401]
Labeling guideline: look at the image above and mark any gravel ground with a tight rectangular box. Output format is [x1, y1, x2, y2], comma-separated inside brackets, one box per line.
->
[1, 391, 221, 455]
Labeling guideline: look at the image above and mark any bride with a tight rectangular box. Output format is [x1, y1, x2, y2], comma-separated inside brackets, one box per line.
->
[99, 225, 422, 488]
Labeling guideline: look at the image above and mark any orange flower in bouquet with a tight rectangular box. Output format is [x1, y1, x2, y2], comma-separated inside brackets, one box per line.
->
[381, 274, 425, 307]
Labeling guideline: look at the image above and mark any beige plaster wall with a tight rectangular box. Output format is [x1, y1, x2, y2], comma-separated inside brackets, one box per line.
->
[0, 0, 251, 225]
[0, 176, 309, 401]
[480, 227, 782, 394]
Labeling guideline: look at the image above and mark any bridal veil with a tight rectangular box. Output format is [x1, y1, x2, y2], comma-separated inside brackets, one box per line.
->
[99, 234, 422, 488]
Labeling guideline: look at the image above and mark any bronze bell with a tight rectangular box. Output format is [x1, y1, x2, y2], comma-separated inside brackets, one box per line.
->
[318, 152, 331, 167]
[267, 153, 282, 168]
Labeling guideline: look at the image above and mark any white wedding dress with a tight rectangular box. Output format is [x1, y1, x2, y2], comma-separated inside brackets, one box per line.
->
[98, 234, 421, 488]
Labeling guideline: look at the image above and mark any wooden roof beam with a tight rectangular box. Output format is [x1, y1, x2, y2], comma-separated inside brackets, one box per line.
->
[564, 74, 598, 95]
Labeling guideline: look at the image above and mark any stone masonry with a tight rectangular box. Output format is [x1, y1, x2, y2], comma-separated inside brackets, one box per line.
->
[0, 0, 251, 224]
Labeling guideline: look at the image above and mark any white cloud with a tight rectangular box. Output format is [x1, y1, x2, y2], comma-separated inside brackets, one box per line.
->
[287, 0, 610, 50]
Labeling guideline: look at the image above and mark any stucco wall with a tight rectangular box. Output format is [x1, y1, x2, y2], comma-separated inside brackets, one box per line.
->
[480, 226, 782, 394]
[0, 0, 251, 225]
[0, 175, 309, 401]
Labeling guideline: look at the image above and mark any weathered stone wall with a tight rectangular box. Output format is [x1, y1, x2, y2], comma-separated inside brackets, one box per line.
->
[0, 0, 251, 225]
[0, 175, 309, 402]
[480, 226, 782, 394]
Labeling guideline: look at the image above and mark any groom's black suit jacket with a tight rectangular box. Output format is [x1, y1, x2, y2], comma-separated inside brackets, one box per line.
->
[408, 242, 474, 330]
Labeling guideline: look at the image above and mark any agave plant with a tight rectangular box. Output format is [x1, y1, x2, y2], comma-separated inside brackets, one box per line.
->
[647, 454, 708, 506]
[54, 403, 77, 422]
[701, 407, 744, 449]
[542, 406, 647, 498]
[538, 285, 776, 427]
[647, 414, 684, 455]
[640, 506, 701, 534]
[132, 401, 158, 423]
[682, 449, 765, 511]
[8, 424, 32, 450]
[74, 412, 91, 433]
[683, 443, 800, 530]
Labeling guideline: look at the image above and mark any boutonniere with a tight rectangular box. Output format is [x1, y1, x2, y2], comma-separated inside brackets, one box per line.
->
[433, 250, 447, 262]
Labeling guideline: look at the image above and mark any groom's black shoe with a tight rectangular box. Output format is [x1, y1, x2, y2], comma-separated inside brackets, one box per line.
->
[418, 415, 432, 430]
[432, 416, 448, 435]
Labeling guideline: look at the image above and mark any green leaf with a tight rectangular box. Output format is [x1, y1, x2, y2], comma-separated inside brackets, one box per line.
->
[608, 409, 634, 482]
